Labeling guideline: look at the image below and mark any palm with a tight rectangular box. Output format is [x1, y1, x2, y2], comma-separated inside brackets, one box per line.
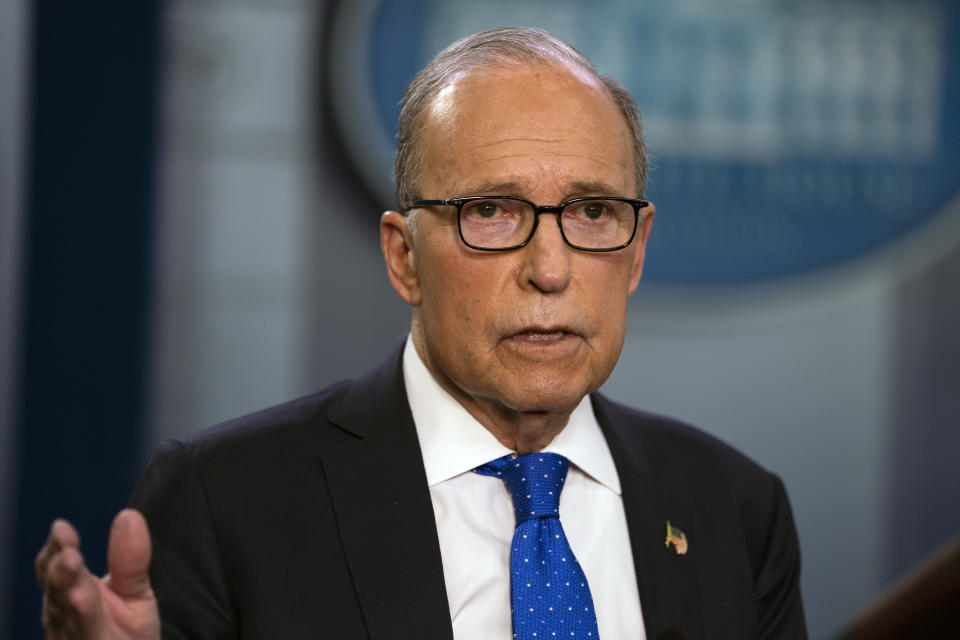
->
[89, 576, 160, 640]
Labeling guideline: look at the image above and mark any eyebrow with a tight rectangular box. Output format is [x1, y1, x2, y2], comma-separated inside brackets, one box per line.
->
[458, 181, 527, 197]
[458, 180, 626, 199]
[565, 180, 623, 197]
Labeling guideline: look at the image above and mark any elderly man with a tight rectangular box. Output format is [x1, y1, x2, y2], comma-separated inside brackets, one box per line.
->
[37, 27, 806, 639]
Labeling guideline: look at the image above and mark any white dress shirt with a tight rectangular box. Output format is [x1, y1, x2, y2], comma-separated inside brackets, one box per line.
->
[403, 338, 646, 640]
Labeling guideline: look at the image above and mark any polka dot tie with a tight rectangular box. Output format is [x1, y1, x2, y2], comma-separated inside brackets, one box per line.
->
[476, 453, 600, 639]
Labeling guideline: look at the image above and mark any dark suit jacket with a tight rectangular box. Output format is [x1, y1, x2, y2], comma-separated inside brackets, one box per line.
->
[129, 347, 806, 639]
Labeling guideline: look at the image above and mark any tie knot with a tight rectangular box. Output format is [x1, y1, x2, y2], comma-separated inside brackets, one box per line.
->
[477, 452, 569, 524]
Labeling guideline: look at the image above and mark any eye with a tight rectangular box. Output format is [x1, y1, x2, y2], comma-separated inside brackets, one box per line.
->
[568, 200, 610, 221]
[462, 199, 524, 220]
[581, 201, 607, 220]
[471, 200, 501, 219]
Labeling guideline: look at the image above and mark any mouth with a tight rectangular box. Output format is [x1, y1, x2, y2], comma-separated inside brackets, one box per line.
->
[502, 324, 585, 347]
[496, 324, 586, 363]
[508, 328, 573, 342]
[499, 326, 583, 360]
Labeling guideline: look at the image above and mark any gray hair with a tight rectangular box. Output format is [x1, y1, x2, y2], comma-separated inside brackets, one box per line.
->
[394, 26, 647, 212]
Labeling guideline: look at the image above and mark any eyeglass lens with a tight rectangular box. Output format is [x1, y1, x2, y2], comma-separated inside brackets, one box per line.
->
[460, 198, 636, 249]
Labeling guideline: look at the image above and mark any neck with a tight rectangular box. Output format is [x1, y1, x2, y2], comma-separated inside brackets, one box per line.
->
[475, 404, 571, 455]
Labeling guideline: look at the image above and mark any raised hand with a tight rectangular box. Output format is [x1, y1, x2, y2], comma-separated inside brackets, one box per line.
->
[36, 509, 160, 640]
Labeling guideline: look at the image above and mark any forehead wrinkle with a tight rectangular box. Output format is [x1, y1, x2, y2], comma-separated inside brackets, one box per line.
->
[471, 153, 619, 186]
[494, 151, 612, 162]
[474, 136, 567, 149]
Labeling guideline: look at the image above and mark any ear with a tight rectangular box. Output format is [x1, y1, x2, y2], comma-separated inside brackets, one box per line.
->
[627, 202, 655, 295]
[381, 210, 422, 306]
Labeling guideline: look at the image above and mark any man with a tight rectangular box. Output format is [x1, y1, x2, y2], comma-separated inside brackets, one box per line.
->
[37, 27, 806, 639]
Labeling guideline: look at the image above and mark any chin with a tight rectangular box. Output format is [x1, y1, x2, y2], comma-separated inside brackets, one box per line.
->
[498, 379, 591, 414]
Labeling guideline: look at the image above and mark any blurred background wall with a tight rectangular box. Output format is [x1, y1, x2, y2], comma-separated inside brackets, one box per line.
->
[0, 0, 30, 632]
[3, 1, 958, 638]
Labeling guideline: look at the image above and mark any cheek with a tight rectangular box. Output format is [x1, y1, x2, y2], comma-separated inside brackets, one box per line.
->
[420, 253, 486, 336]
[422, 251, 517, 326]
[582, 255, 635, 307]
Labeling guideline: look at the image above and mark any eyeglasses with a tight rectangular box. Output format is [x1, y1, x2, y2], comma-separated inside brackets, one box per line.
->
[406, 196, 649, 252]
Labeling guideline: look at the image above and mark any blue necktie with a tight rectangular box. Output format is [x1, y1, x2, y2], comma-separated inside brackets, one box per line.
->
[476, 452, 600, 639]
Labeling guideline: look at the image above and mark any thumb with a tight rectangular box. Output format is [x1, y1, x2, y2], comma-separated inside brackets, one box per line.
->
[106, 508, 153, 599]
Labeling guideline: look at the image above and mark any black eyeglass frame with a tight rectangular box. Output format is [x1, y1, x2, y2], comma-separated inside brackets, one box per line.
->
[406, 196, 650, 252]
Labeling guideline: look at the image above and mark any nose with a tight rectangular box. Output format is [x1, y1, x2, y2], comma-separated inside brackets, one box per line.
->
[520, 213, 572, 293]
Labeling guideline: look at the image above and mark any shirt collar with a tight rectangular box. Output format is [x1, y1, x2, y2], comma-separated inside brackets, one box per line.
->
[403, 336, 621, 494]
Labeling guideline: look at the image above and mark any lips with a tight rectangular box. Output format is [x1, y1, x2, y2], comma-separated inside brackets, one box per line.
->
[511, 329, 569, 341]
[502, 323, 584, 344]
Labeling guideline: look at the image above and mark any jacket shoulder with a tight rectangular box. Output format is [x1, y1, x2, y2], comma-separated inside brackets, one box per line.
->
[176, 379, 355, 459]
[592, 393, 773, 484]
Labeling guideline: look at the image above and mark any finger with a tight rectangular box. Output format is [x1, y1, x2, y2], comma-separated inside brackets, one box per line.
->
[45, 546, 85, 597]
[42, 547, 84, 628]
[106, 508, 153, 599]
[42, 547, 103, 636]
[42, 592, 81, 638]
[41, 592, 64, 632]
[36, 519, 80, 586]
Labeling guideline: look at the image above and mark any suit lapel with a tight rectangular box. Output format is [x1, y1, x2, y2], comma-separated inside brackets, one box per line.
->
[320, 348, 454, 639]
[593, 395, 705, 640]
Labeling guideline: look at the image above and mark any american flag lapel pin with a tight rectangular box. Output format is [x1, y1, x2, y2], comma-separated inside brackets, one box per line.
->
[665, 521, 688, 556]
